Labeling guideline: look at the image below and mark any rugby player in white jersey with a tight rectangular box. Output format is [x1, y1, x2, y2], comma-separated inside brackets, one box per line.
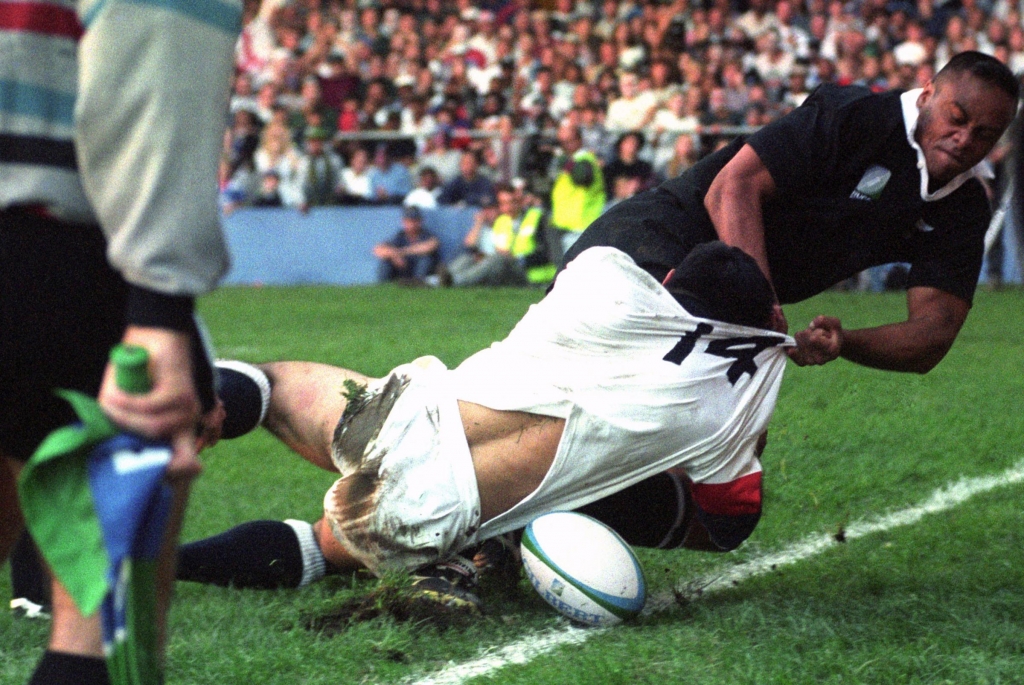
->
[176, 244, 793, 607]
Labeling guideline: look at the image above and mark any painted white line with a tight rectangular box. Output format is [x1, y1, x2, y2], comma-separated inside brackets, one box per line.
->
[402, 461, 1024, 685]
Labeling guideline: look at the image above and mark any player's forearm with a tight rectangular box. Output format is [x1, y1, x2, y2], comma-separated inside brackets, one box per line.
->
[840, 321, 955, 373]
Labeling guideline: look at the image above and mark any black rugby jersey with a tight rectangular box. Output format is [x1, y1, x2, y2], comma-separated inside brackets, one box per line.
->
[566, 85, 991, 305]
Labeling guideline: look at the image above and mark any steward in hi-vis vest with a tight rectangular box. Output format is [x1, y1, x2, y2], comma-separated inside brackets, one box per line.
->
[492, 206, 556, 284]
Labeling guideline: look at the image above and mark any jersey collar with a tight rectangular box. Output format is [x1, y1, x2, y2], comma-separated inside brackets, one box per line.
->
[900, 89, 994, 202]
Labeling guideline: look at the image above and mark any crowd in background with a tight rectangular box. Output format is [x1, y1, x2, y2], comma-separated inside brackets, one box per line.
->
[220, 0, 1024, 217]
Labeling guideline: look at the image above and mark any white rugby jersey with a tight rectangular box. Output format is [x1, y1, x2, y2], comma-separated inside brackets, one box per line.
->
[449, 247, 795, 540]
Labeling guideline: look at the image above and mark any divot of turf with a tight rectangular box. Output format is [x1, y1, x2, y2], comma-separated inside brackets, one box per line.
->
[304, 582, 479, 635]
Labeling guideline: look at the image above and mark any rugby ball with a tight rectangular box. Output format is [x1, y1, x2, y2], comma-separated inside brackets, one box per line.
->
[521, 512, 646, 626]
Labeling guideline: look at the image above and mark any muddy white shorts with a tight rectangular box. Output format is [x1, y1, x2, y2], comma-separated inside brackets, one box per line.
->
[323, 356, 481, 575]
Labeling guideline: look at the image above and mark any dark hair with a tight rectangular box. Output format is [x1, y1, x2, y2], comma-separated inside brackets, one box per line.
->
[935, 51, 1020, 102]
[664, 242, 775, 328]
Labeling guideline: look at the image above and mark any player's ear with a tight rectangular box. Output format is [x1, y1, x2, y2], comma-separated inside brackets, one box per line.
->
[917, 81, 934, 109]
[661, 268, 676, 286]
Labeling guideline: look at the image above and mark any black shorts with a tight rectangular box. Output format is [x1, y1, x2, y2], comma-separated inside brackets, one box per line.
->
[0, 209, 127, 461]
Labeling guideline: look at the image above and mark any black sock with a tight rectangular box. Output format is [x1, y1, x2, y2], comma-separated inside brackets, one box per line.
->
[29, 651, 110, 685]
[177, 520, 325, 589]
[10, 530, 50, 607]
[578, 471, 688, 548]
[215, 361, 271, 439]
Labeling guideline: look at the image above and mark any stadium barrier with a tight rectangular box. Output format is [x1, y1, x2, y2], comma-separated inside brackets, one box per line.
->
[221, 205, 476, 286]
[221, 203, 1022, 287]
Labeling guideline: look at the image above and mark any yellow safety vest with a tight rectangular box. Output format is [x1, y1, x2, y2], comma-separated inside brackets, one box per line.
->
[550, 149, 606, 233]
[492, 208, 556, 284]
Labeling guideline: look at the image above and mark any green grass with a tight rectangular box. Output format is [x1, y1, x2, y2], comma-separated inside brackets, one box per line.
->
[3, 285, 1024, 684]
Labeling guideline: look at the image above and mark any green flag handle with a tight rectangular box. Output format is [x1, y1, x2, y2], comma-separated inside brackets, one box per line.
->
[110, 345, 152, 394]
[108, 343, 165, 685]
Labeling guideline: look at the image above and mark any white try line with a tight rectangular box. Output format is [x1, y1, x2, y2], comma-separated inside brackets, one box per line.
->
[401, 461, 1024, 685]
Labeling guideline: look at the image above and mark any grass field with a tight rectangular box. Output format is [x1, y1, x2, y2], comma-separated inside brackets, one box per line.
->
[3, 284, 1024, 684]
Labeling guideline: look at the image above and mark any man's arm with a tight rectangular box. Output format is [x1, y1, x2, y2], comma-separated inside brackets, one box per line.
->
[704, 144, 777, 286]
[789, 286, 970, 373]
[403, 235, 440, 255]
[704, 144, 788, 331]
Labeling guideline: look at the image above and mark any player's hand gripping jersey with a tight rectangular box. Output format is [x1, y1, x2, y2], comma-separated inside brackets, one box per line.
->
[451, 247, 795, 549]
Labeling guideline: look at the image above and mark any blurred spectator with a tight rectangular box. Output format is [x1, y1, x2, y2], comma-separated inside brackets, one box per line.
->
[699, 87, 744, 151]
[252, 82, 281, 125]
[337, 96, 363, 133]
[372, 205, 440, 282]
[603, 131, 654, 199]
[368, 145, 413, 204]
[404, 166, 443, 210]
[438, 183, 552, 287]
[436, 197, 500, 286]
[751, 31, 797, 90]
[438, 150, 496, 206]
[656, 133, 701, 181]
[605, 70, 659, 132]
[736, 0, 778, 40]
[252, 170, 285, 207]
[894, 20, 930, 67]
[339, 146, 373, 205]
[547, 122, 606, 263]
[230, 72, 259, 116]
[295, 76, 337, 139]
[483, 114, 527, 185]
[219, 150, 260, 216]
[417, 131, 463, 184]
[647, 58, 679, 107]
[295, 126, 344, 211]
[488, 181, 554, 285]
[519, 66, 556, 123]
[254, 121, 302, 207]
[400, 96, 438, 148]
[649, 90, 700, 160]
[225, 109, 261, 173]
[318, 52, 360, 112]
[775, 0, 812, 61]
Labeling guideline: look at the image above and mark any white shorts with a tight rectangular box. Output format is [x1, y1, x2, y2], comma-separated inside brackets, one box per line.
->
[323, 357, 481, 575]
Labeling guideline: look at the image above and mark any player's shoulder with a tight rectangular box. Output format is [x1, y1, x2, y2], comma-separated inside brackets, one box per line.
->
[563, 247, 662, 290]
[804, 83, 884, 108]
[553, 247, 677, 313]
[802, 84, 902, 123]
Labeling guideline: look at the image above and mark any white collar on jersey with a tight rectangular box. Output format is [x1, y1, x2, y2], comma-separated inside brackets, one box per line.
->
[900, 89, 994, 203]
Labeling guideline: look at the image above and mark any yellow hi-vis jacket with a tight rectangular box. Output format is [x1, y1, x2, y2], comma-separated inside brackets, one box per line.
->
[550, 149, 606, 233]
[492, 207, 556, 284]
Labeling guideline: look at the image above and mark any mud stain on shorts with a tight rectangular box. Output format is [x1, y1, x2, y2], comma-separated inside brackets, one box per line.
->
[332, 373, 409, 476]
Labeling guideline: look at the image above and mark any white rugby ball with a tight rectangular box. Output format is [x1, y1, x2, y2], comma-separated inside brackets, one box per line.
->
[521, 511, 646, 626]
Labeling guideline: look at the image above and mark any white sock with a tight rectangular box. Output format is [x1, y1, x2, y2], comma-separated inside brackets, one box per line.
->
[283, 519, 327, 587]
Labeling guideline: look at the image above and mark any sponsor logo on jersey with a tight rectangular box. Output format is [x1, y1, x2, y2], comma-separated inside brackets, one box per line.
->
[850, 165, 892, 201]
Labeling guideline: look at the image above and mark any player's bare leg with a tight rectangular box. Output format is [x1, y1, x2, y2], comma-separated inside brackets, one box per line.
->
[312, 517, 362, 570]
[258, 361, 371, 471]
